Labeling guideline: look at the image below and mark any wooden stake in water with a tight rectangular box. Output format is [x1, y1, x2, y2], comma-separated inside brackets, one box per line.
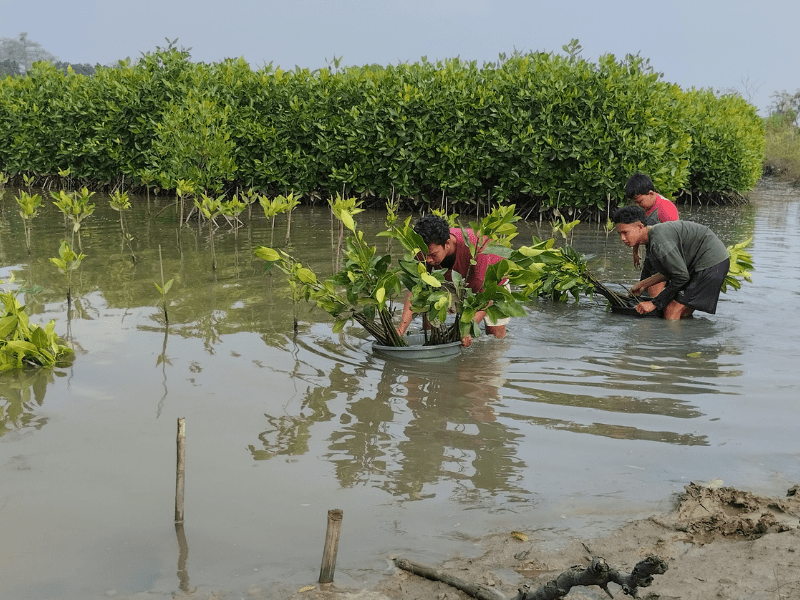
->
[318, 509, 343, 584]
[175, 418, 186, 523]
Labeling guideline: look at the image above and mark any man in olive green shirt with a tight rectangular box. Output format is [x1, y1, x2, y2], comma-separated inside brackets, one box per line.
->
[612, 206, 730, 319]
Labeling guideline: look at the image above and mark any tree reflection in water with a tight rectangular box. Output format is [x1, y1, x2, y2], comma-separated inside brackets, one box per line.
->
[247, 339, 531, 504]
[0, 366, 62, 436]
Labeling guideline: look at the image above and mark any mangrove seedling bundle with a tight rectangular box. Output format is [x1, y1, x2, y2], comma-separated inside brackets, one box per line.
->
[0, 274, 73, 371]
[255, 202, 600, 347]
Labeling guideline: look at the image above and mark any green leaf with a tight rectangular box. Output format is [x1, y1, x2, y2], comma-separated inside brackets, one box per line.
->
[5, 340, 39, 354]
[296, 268, 317, 284]
[0, 315, 19, 339]
[340, 210, 356, 232]
[254, 247, 281, 262]
[420, 272, 441, 288]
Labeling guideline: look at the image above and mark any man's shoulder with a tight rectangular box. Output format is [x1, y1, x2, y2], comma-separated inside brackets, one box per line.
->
[649, 220, 680, 240]
[652, 219, 705, 238]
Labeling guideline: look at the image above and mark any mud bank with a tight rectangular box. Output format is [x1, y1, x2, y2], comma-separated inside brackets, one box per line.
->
[292, 483, 800, 600]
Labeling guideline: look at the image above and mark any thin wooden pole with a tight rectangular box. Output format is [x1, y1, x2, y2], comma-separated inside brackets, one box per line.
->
[318, 509, 343, 584]
[175, 418, 186, 523]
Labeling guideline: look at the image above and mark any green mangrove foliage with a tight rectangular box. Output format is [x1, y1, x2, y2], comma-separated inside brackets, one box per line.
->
[260, 192, 300, 242]
[109, 189, 131, 231]
[50, 187, 95, 248]
[516, 238, 596, 303]
[0, 274, 73, 371]
[722, 238, 754, 293]
[764, 111, 800, 182]
[154, 245, 175, 324]
[255, 203, 597, 346]
[681, 90, 765, 196]
[49, 241, 86, 304]
[255, 205, 406, 345]
[0, 45, 762, 213]
[14, 189, 41, 250]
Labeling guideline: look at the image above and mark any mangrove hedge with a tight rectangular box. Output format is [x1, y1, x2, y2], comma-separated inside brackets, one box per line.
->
[0, 43, 764, 214]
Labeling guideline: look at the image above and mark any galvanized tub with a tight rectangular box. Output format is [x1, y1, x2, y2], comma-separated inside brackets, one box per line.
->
[372, 332, 462, 362]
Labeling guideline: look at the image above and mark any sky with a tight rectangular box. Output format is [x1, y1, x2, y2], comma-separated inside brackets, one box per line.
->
[2, 0, 798, 116]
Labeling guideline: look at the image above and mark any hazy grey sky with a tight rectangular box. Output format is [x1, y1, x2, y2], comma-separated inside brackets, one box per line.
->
[3, 0, 798, 115]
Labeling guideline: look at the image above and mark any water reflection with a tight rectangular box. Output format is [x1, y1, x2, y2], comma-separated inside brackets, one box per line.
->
[156, 326, 172, 418]
[247, 372, 336, 460]
[248, 338, 532, 503]
[3, 182, 800, 600]
[0, 367, 62, 435]
[369, 344, 528, 503]
[174, 522, 191, 593]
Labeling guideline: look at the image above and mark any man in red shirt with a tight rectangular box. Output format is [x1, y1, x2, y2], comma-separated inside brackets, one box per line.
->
[396, 215, 507, 347]
[625, 172, 679, 264]
[624, 173, 679, 299]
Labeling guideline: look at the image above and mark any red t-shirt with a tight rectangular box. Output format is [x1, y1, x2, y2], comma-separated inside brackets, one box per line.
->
[446, 228, 503, 293]
[644, 194, 679, 225]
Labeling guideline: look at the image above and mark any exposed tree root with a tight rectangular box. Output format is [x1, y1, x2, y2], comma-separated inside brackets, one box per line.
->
[512, 555, 668, 600]
[394, 554, 668, 600]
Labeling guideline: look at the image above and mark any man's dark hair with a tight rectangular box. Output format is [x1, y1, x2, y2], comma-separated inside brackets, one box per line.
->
[414, 215, 451, 245]
[611, 205, 646, 224]
[624, 172, 656, 200]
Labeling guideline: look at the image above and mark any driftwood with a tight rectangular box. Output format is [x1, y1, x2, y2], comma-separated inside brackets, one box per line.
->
[512, 555, 668, 600]
[394, 554, 668, 600]
[393, 558, 507, 600]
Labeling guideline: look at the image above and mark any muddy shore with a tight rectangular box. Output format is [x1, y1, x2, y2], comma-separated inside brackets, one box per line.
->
[283, 483, 800, 600]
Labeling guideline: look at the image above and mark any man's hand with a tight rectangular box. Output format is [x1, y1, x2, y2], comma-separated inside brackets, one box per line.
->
[630, 281, 645, 296]
[635, 300, 657, 314]
[461, 334, 473, 347]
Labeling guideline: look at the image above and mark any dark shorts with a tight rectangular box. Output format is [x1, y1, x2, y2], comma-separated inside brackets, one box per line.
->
[674, 258, 730, 314]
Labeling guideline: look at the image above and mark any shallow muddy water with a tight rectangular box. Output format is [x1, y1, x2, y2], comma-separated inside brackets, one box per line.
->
[1, 180, 798, 599]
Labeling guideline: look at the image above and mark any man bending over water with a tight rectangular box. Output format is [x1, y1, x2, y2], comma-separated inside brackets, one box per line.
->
[396, 215, 509, 346]
[611, 206, 730, 319]
[624, 172, 680, 299]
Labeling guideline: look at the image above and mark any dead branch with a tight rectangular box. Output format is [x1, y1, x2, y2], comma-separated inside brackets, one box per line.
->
[394, 554, 668, 600]
[394, 557, 507, 600]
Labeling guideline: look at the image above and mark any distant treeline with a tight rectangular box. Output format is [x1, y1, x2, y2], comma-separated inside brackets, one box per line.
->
[0, 60, 96, 78]
[0, 45, 764, 215]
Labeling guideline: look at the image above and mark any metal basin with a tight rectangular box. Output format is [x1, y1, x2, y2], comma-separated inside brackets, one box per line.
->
[372, 333, 462, 362]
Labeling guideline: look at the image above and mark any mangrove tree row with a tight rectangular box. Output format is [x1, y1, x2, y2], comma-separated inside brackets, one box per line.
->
[0, 42, 764, 213]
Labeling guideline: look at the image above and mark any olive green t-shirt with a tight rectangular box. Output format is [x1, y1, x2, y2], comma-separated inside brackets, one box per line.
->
[646, 221, 729, 310]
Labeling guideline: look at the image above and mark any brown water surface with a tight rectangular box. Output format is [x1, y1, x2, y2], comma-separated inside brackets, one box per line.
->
[0, 180, 798, 599]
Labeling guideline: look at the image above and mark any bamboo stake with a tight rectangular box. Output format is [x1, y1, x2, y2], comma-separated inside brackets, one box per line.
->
[318, 509, 343, 584]
[175, 417, 186, 523]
